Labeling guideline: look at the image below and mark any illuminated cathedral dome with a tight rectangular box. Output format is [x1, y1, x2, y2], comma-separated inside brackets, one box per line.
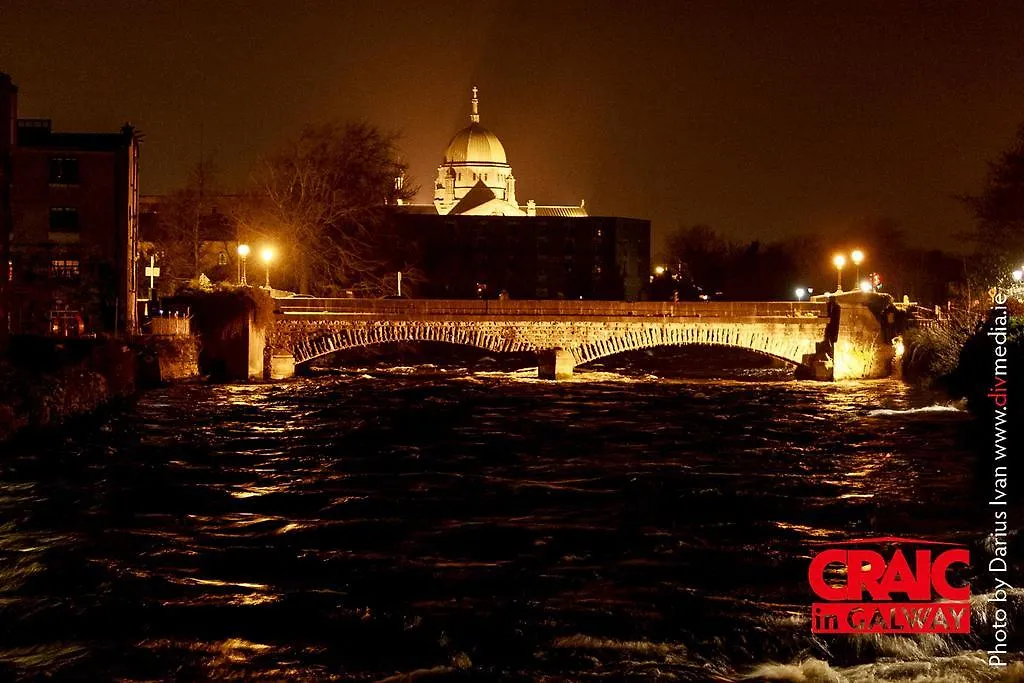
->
[434, 87, 521, 215]
[443, 123, 507, 164]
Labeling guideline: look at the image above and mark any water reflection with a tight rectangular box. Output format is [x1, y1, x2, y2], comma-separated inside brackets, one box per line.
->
[0, 348, 1013, 681]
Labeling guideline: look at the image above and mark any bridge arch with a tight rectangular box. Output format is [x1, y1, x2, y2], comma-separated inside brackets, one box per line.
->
[566, 323, 816, 369]
[271, 318, 824, 375]
[576, 342, 802, 370]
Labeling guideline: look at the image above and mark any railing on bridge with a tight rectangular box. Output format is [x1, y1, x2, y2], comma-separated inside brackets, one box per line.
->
[273, 298, 829, 319]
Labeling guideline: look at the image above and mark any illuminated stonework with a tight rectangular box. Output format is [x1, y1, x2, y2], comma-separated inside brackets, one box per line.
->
[434, 87, 521, 215]
[427, 87, 585, 217]
[267, 294, 904, 381]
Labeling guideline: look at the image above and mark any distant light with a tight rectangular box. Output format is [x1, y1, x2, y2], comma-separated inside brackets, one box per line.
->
[795, 287, 806, 300]
[261, 247, 274, 263]
[833, 254, 846, 269]
[851, 249, 864, 266]
[654, 266, 666, 276]
[237, 243, 250, 257]
[1013, 269, 1023, 282]
[859, 280, 872, 293]
[807, 287, 814, 294]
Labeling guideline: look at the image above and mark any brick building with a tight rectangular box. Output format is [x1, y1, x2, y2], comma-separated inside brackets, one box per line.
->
[0, 73, 140, 336]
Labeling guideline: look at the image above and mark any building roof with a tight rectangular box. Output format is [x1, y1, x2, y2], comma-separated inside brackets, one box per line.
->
[16, 119, 135, 151]
[444, 123, 507, 165]
[442, 88, 508, 165]
[528, 205, 589, 218]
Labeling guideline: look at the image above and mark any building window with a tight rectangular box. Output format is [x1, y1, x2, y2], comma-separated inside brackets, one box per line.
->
[49, 158, 80, 185]
[218, 251, 228, 265]
[50, 259, 80, 279]
[49, 207, 79, 232]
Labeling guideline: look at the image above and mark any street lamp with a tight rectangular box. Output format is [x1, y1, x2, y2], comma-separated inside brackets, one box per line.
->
[851, 249, 864, 283]
[261, 247, 274, 289]
[832, 254, 846, 293]
[654, 265, 666, 276]
[795, 287, 806, 301]
[237, 243, 250, 285]
[859, 280, 872, 293]
[1013, 269, 1023, 283]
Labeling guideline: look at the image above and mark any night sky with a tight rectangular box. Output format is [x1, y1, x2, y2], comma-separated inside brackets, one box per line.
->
[3, 1, 1024, 251]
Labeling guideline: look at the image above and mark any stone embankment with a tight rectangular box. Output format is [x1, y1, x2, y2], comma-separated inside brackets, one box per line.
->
[0, 338, 137, 442]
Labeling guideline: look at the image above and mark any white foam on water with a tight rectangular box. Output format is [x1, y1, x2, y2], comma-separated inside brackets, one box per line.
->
[868, 400, 968, 417]
[743, 654, 1024, 682]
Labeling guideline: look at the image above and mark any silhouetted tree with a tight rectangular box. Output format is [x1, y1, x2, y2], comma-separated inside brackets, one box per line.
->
[959, 123, 1024, 285]
[247, 122, 415, 295]
[145, 159, 220, 282]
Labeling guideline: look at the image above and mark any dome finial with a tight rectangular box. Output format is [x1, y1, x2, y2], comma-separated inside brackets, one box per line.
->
[470, 86, 480, 123]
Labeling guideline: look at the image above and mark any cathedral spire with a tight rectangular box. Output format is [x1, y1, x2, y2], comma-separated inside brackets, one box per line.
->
[470, 86, 480, 123]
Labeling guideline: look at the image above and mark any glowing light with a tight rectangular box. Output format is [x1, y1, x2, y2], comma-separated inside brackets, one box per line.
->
[893, 336, 905, 358]
[833, 254, 846, 292]
[859, 280, 872, 293]
[261, 247, 274, 288]
[795, 287, 807, 300]
[237, 244, 250, 285]
[851, 249, 864, 265]
[654, 266, 666, 276]
[1013, 269, 1023, 282]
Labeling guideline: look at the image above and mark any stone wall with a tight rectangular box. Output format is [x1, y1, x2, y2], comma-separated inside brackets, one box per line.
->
[268, 294, 900, 381]
[0, 338, 137, 442]
[271, 316, 827, 374]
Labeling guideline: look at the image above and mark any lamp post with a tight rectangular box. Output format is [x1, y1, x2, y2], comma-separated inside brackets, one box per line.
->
[833, 254, 846, 293]
[851, 249, 864, 284]
[261, 247, 274, 289]
[1013, 269, 1023, 283]
[237, 243, 250, 285]
[795, 287, 806, 301]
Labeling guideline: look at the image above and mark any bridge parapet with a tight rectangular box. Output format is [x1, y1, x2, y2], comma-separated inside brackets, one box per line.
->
[266, 294, 902, 382]
[275, 298, 828, 320]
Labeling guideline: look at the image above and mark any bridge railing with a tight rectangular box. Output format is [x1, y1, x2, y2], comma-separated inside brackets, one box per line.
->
[274, 298, 828, 319]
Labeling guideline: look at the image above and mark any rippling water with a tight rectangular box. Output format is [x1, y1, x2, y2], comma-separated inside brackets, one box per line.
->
[0, 349, 1020, 681]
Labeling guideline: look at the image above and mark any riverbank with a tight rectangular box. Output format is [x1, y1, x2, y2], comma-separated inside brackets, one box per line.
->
[901, 307, 1022, 416]
[0, 334, 199, 443]
[0, 337, 136, 442]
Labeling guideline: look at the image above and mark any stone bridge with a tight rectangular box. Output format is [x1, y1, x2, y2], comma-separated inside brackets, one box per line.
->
[263, 293, 904, 381]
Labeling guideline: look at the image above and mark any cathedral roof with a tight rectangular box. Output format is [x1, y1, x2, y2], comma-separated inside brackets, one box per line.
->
[444, 123, 507, 165]
[442, 87, 508, 165]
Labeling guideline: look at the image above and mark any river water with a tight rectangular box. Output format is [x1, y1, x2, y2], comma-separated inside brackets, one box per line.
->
[0, 348, 1020, 681]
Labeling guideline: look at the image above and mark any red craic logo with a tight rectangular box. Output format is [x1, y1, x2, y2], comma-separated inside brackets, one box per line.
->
[808, 537, 971, 634]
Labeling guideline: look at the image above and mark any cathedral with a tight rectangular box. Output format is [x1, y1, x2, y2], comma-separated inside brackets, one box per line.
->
[390, 88, 649, 301]
[423, 88, 586, 217]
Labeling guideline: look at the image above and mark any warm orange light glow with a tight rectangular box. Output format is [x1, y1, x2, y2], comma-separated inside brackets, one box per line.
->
[833, 254, 846, 269]
[237, 243, 250, 257]
[261, 247, 274, 264]
[851, 249, 864, 265]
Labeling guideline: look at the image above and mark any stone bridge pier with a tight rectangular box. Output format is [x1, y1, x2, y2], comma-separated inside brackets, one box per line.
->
[264, 293, 904, 382]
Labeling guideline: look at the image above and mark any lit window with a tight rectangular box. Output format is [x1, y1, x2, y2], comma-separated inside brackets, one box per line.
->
[50, 259, 80, 278]
[218, 251, 228, 265]
[49, 207, 79, 232]
[49, 158, 80, 185]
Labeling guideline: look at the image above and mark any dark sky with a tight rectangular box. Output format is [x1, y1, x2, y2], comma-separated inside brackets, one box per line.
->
[3, 1, 1024, 252]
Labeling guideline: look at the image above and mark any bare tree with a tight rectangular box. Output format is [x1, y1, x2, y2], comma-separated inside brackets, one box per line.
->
[146, 158, 220, 282]
[249, 122, 415, 295]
